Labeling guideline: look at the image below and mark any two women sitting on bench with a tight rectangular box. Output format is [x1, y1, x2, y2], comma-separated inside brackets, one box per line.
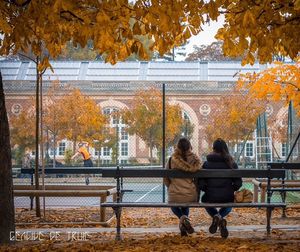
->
[164, 137, 242, 238]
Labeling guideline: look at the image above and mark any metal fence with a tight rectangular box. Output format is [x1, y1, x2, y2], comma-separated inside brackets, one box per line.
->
[3, 61, 300, 223]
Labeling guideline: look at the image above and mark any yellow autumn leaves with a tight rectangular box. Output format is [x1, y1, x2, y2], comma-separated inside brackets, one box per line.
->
[205, 89, 265, 150]
[122, 88, 186, 160]
[1, 0, 298, 65]
[238, 60, 300, 116]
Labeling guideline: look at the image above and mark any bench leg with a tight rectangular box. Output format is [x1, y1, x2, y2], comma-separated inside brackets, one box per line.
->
[280, 191, 287, 218]
[261, 187, 266, 203]
[113, 206, 122, 241]
[266, 207, 273, 236]
[253, 184, 258, 203]
[100, 196, 107, 222]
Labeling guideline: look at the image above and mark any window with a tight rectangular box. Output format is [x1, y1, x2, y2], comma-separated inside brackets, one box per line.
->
[182, 111, 192, 137]
[103, 108, 110, 115]
[94, 149, 100, 156]
[58, 142, 66, 156]
[121, 143, 128, 156]
[245, 142, 254, 157]
[50, 148, 56, 156]
[120, 159, 128, 164]
[103, 147, 110, 156]
[112, 108, 119, 125]
[102, 159, 110, 165]
[236, 143, 244, 155]
[281, 143, 287, 157]
[121, 127, 128, 140]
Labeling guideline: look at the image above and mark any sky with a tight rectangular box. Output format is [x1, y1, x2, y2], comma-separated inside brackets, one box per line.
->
[184, 16, 225, 55]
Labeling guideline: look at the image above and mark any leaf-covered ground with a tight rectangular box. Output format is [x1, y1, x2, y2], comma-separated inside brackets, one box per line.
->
[1, 206, 299, 251]
[1, 230, 300, 251]
[15, 206, 300, 228]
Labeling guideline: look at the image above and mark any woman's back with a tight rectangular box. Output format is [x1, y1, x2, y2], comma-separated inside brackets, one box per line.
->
[199, 152, 242, 203]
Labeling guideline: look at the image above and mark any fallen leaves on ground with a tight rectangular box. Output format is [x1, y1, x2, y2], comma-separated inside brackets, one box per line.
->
[15, 206, 300, 229]
[1, 231, 300, 252]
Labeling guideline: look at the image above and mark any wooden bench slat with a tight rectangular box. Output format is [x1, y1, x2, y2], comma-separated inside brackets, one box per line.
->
[14, 190, 111, 197]
[13, 185, 116, 190]
[271, 188, 300, 192]
[268, 163, 300, 170]
[101, 202, 286, 208]
[101, 169, 285, 178]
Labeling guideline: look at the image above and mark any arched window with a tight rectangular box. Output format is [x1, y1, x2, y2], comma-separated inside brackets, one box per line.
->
[95, 107, 129, 164]
[182, 111, 192, 138]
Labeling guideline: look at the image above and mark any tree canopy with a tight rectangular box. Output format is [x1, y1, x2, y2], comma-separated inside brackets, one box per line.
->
[1, 0, 299, 65]
[238, 60, 300, 116]
[121, 88, 184, 162]
[205, 88, 265, 153]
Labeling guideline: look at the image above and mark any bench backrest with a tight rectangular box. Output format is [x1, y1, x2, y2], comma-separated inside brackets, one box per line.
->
[101, 168, 285, 179]
[268, 162, 300, 170]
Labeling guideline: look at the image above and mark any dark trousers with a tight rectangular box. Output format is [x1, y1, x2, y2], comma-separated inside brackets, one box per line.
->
[205, 207, 232, 218]
[83, 159, 93, 185]
[171, 207, 189, 219]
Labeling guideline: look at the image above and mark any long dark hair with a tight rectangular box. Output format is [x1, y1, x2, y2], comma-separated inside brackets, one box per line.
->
[177, 137, 192, 161]
[213, 138, 234, 169]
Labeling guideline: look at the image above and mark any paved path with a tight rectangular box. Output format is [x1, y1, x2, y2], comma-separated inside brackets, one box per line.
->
[16, 224, 300, 234]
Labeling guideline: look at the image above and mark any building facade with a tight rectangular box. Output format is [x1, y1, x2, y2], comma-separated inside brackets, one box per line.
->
[1, 60, 288, 164]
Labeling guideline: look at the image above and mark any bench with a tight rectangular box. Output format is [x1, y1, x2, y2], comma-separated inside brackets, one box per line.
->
[14, 185, 117, 223]
[101, 166, 286, 240]
[17, 168, 119, 223]
[267, 162, 300, 217]
[252, 179, 300, 202]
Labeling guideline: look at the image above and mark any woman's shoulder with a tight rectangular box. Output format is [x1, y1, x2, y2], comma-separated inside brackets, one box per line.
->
[206, 152, 224, 162]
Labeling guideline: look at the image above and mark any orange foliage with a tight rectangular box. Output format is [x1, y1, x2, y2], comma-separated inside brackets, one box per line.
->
[238, 60, 300, 116]
[1, 1, 299, 65]
[55, 89, 107, 150]
[121, 88, 184, 159]
[9, 107, 35, 150]
[205, 89, 265, 149]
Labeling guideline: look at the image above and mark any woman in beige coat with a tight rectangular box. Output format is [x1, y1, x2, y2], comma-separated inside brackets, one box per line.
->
[164, 137, 201, 236]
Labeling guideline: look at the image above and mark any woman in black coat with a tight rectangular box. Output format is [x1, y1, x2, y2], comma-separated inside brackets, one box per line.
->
[198, 138, 242, 238]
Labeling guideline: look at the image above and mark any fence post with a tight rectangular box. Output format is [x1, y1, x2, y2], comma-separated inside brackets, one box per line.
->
[162, 83, 166, 203]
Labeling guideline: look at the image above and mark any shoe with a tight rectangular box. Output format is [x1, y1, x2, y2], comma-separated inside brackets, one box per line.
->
[219, 218, 229, 238]
[180, 215, 195, 234]
[179, 221, 188, 236]
[179, 225, 188, 237]
[209, 214, 220, 234]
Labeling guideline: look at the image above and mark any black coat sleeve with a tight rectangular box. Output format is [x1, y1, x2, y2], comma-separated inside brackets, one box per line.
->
[197, 161, 208, 191]
[232, 162, 243, 191]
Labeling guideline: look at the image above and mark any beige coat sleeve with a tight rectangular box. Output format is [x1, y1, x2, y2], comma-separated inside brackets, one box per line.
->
[163, 158, 171, 187]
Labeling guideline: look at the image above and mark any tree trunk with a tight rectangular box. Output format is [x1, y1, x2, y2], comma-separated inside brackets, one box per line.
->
[35, 59, 41, 217]
[53, 134, 56, 168]
[0, 72, 15, 244]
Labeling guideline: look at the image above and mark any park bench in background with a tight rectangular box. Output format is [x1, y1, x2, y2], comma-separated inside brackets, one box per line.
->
[101, 166, 286, 240]
[268, 163, 300, 217]
[16, 168, 117, 223]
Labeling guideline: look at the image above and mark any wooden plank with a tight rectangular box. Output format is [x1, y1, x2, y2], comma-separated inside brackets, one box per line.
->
[268, 163, 300, 170]
[14, 190, 109, 197]
[261, 182, 300, 188]
[101, 168, 285, 179]
[101, 202, 286, 208]
[100, 195, 107, 222]
[271, 188, 300, 192]
[13, 185, 115, 191]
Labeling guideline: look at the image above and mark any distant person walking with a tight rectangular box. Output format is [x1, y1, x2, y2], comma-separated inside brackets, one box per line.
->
[164, 137, 201, 236]
[22, 148, 32, 170]
[71, 142, 93, 185]
[198, 138, 242, 238]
